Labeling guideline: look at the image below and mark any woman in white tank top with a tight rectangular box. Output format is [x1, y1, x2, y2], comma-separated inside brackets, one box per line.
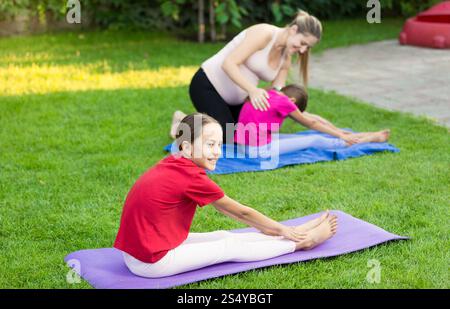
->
[170, 10, 322, 142]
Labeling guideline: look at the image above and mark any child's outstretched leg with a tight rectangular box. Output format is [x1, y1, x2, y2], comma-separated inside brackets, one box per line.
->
[123, 230, 297, 278]
[272, 135, 346, 155]
[267, 129, 390, 156]
[123, 217, 338, 278]
[170, 110, 187, 139]
[183, 230, 285, 245]
[342, 130, 390, 143]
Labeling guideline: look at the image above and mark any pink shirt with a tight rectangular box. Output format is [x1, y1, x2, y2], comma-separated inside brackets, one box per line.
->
[234, 90, 298, 146]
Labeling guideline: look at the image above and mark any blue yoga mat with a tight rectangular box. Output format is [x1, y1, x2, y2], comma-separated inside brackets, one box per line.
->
[163, 130, 399, 175]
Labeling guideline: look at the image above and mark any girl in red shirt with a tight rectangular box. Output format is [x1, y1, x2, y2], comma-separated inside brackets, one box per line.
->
[114, 113, 337, 278]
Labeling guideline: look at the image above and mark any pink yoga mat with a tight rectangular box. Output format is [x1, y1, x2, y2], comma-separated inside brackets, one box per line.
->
[64, 211, 408, 289]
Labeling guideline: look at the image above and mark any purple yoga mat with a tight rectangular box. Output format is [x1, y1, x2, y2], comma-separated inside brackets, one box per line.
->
[64, 211, 407, 289]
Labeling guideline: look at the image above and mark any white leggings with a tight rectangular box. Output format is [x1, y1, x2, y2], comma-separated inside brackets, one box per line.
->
[274, 135, 347, 154]
[238, 135, 347, 158]
[123, 230, 296, 278]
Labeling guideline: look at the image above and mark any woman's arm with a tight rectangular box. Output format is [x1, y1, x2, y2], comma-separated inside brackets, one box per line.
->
[288, 110, 359, 144]
[222, 24, 273, 111]
[211, 195, 305, 242]
[271, 54, 292, 89]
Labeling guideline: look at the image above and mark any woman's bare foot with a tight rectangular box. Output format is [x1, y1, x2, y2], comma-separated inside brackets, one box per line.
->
[294, 211, 329, 233]
[295, 215, 338, 250]
[170, 110, 187, 139]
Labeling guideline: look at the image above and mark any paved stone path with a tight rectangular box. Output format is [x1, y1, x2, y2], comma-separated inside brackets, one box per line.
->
[308, 40, 450, 127]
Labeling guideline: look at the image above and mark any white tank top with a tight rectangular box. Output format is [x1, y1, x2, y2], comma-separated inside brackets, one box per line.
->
[201, 27, 286, 105]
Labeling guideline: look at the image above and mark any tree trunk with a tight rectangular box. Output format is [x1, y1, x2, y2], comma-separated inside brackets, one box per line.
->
[220, 23, 227, 40]
[198, 0, 205, 43]
[209, 0, 216, 42]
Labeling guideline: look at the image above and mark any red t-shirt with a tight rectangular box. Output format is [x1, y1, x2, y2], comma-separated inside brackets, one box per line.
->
[114, 155, 225, 263]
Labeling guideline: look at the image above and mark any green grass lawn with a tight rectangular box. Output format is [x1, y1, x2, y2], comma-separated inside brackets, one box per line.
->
[0, 18, 448, 289]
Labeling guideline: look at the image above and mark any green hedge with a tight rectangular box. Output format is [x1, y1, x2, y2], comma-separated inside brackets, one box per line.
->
[0, 0, 442, 31]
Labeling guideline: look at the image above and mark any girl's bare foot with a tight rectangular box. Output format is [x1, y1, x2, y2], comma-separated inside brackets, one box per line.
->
[356, 129, 390, 144]
[369, 129, 390, 143]
[294, 211, 329, 233]
[170, 110, 187, 139]
[295, 215, 338, 250]
[379, 129, 390, 141]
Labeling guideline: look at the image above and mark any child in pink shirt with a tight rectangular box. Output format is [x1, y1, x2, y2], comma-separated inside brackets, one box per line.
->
[234, 85, 390, 156]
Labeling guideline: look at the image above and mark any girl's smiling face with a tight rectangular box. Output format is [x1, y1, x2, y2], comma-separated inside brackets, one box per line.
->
[286, 26, 319, 55]
[190, 123, 223, 171]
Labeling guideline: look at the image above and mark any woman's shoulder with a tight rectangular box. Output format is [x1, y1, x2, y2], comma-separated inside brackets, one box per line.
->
[244, 23, 278, 40]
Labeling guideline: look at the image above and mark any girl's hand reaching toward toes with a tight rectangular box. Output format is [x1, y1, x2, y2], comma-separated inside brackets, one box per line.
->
[279, 226, 307, 242]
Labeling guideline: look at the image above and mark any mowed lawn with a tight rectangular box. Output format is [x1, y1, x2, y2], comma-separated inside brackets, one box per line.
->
[0, 18, 448, 288]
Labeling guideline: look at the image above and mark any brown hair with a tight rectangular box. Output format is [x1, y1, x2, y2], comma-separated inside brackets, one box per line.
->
[175, 113, 220, 151]
[281, 84, 308, 112]
[289, 10, 322, 86]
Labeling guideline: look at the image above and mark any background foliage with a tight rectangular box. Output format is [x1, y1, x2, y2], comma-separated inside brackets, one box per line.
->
[0, 0, 443, 38]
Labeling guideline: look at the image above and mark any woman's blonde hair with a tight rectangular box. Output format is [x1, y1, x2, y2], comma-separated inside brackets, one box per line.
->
[289, 10, 322, 86]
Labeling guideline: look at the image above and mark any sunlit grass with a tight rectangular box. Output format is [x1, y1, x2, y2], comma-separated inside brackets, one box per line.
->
[0, 63, 196, 96]
[0, 18, 405, 96]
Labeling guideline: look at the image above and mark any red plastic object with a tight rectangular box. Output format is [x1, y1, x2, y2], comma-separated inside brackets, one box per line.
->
[399, 1, 450, 49]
